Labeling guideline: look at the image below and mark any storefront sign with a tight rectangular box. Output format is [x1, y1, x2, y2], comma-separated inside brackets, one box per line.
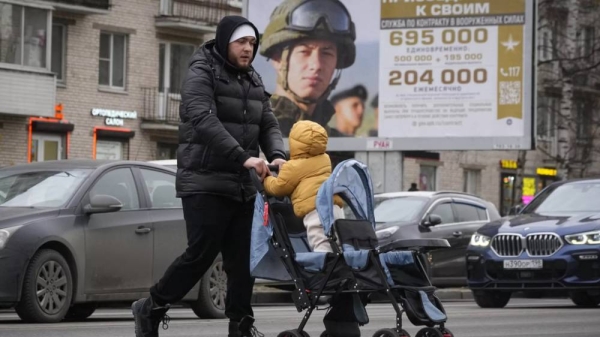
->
[536, 167, 557, 176]
[91, 108, 137, 127]
[367, 139, 393, 150]
[500, 159, 518, 170]
[522, 177, 536, 204]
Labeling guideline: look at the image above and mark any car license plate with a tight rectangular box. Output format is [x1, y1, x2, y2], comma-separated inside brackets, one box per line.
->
[503, 259, 543, 270]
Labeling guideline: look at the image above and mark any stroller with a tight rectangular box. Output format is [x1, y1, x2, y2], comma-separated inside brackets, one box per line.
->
[250, 159, 454, 337]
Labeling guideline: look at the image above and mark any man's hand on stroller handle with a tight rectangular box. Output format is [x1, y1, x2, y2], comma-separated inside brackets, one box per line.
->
[244, 157, 270, 180]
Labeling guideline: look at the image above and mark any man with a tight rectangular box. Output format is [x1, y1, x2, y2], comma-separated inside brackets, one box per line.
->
[259, 0, 357, 137]
[131, 16, 286, 337]
[408, 183, 419, 191]
[330, 84, 368, 136]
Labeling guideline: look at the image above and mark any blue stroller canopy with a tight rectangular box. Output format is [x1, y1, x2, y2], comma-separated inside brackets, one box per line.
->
[316, 159, 377, 236]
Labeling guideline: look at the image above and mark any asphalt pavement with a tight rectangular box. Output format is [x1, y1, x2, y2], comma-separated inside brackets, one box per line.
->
[0, 299, 598, 337]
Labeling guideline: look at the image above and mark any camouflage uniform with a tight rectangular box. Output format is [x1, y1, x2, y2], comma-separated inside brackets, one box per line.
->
[259, 0, 357, 138]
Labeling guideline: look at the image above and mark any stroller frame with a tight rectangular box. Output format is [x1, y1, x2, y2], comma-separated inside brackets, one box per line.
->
[250, 161, 454, 337]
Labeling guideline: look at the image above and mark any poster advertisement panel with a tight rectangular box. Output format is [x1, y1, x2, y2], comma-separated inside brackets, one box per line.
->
[245, 0, 535, 151]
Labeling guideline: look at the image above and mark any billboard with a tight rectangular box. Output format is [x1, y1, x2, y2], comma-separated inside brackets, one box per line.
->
[245, 0, 535, 151]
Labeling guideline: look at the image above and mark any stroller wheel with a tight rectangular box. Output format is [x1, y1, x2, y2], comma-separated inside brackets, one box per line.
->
[372, 328, 411, 337]
[415, 327, 444, 337]
[277, 329, 310, 337]
[438, 327, 454, 337]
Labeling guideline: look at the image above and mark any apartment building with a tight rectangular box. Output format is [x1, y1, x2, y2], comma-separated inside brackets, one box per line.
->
[0, 0, 598, 215]
[0, 0, 241, 164]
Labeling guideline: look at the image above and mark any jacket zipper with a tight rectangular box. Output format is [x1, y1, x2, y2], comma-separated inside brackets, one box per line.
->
[238, 73, 250, 200]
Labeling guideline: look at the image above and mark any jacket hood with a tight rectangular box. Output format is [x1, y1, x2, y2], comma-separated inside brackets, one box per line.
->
[215, 16, 260, 66]
[289, 121, 328, 159]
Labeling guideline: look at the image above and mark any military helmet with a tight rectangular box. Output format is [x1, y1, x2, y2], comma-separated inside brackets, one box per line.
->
[260, 0, 356, 69]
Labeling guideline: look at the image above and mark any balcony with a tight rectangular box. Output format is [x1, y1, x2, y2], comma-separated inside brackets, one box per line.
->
[0, 68, 56, 118]
[141, 87, 180, 131]
[156, 0, 241, 34]
[40, 0, 111, 14]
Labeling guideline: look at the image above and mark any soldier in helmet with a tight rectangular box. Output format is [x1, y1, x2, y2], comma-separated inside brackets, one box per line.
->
[259, 0, 357, 138]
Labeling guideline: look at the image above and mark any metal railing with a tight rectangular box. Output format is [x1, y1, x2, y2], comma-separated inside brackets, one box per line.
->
[45, 0, 111, 10]
[160, 0, 231, 26]
[142, 87, 181, 125]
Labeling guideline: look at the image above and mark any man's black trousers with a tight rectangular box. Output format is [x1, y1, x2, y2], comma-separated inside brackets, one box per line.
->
[150, 193, 255, 322]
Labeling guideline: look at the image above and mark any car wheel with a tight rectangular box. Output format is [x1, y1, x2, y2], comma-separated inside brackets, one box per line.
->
[64, 303, 97, 321]
[570, 291, 600, 308]
[191, 255, 226, 319]
[15, 249, 73, 323]
[472, 290, 511, 308]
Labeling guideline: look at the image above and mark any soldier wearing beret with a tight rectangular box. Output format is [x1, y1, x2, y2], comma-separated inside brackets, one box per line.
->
[330, 84, 368, 136]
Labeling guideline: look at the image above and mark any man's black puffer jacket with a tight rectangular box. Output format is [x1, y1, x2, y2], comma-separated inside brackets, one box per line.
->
[176, 16, 286, 202]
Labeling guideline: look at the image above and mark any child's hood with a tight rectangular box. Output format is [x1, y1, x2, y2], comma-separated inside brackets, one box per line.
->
[289, 120, 328, 159]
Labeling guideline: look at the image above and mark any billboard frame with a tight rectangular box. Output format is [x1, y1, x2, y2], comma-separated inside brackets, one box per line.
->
[242, 0, 537, 152]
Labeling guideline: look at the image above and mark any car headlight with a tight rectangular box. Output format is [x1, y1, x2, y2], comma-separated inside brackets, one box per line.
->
[376, 226, 399, 239]
[565, 231, 600, 245]
[470, 233, 491, 247]
[0, 225, 23, 250]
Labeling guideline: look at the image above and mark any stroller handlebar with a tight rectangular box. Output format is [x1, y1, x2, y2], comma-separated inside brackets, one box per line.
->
[249, 164, 280, 192]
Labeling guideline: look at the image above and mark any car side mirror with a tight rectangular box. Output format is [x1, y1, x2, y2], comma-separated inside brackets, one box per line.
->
[422, 214, 443, 227]
[84, 195, 122, 214]
[509, 204, 523, 215]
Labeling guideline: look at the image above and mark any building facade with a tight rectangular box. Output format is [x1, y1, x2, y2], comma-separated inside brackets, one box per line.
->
[0, 0, 242, 165]
[0, 0, 598, 215]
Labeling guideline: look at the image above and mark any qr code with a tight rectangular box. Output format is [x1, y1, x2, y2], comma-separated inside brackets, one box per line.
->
[499, 81, 521, 105]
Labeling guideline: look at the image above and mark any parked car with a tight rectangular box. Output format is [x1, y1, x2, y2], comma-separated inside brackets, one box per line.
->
[372, 191, 501, 287]
[0, 159, 226, 323]
[466, 179, 600, 308]
[149, 159, 275, 288]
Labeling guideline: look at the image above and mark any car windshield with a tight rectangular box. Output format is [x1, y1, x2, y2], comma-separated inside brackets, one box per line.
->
[523, 182, 600, 214]
[373, 196, 428, 223]
[0, 169, 92, 208]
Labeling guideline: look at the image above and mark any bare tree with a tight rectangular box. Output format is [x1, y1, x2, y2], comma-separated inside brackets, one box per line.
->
[536, 0, 600, 179]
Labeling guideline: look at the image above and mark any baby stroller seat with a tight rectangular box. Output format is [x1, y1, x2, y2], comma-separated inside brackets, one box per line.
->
[250, 160, 454, 337]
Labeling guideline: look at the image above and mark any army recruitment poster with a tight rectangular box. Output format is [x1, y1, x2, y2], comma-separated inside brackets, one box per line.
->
[244, 0, 535, 151]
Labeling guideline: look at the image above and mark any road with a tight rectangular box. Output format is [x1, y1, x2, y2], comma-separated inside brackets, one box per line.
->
[0, 299, 598, 337]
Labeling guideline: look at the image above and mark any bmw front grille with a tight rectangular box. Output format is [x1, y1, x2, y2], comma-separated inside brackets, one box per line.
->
[491, 233, 563, 257]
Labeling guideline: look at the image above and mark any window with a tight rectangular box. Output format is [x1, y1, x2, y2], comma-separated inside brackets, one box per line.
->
[140, 169, 181, 208]
[373, 196, 429, 223]
[159, 42, 195, 94]
[31, 133, 65, 162]
[0, 169, 91, 208]
[156, 143, 177, 160]
[577, 26, 595, 57]
[454, 203, 482, 222]
[537, 96, 558, 139]
[0, 4, 50, 68]
[89, 168, 139, 210]
[96, 140, 124, 160]
[575, 100, 591, 139]
[419, 165, 437, 191]
[51, 23, 66, 83]
[463, 169, 481, 195]
[99, 32, 127, 88]
[429, 202, 454, 224]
